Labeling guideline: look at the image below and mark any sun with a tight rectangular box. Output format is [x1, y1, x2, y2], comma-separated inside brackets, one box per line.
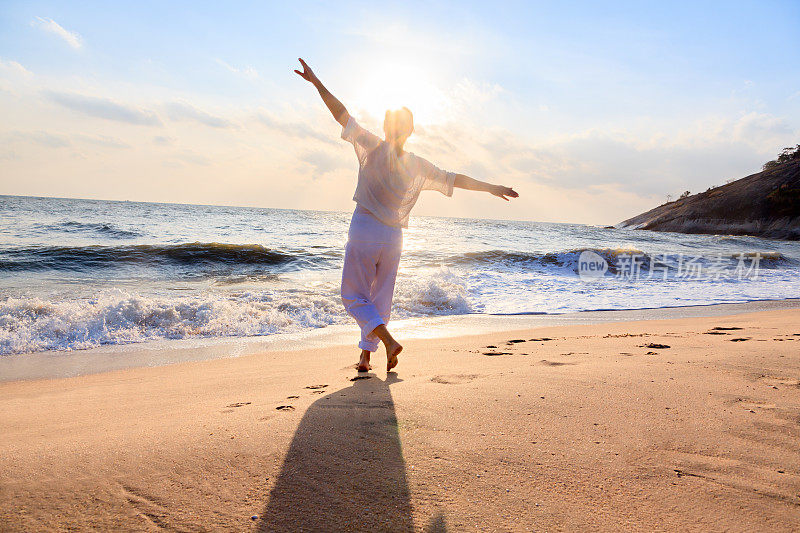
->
[353, 61, 448, 127]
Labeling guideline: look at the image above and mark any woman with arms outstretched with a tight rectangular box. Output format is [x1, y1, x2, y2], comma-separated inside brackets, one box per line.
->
[295, 58, 519, 372]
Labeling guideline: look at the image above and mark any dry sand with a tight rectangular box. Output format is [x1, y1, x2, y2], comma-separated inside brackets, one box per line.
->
[1, 308, 799, 531]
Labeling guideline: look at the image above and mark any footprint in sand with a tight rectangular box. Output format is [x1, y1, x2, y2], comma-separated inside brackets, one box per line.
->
[226, 402, 251, 408]
[674, 468, 705, 479]
[641, 343, 670, 349]
[529, 337, 553, 342]
[538, 359, 576, 366]
[430, 374, 481, 385]
[304, 384, 328, 390]
[757, 375, 800, 388]
[483, 351, 512, 356]
[275, 405, 295, 411]
[724, 396, 779, 411]
[737, 400, 777, 411]
[350, 375, 371, 381]
[730, 338, 751, 342]
[507, 339, 526, 344]
[712, 326, 743, 331]
[704, 331, 729, 335]
[286, 395, 299, 399]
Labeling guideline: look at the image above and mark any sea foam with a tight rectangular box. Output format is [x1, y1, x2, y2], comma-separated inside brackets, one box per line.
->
[0, 269, 477, 354]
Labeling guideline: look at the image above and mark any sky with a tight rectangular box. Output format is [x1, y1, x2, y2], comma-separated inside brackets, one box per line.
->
[1, 1, 798, 225]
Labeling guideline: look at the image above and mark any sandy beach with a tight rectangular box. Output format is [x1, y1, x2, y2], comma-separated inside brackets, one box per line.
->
[2, 306, 799, 531]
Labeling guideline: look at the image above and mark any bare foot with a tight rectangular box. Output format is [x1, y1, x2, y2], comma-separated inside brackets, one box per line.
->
[357, 350, 372, 372]
[386, 342, 403, 371]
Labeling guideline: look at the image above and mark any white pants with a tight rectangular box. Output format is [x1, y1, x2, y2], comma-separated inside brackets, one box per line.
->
[340, 205, 403, 352]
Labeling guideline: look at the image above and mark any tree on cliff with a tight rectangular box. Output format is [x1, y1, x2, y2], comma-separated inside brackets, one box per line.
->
[763, 145, 800, 171]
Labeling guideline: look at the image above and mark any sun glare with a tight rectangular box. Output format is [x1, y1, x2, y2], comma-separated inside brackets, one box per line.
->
[354, 61, 448, 127]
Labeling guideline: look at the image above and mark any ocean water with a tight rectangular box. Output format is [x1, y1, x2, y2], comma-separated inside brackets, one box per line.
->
[1, 194, 798, 355]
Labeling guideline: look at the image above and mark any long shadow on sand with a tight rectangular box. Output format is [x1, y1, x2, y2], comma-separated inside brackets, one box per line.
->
[257, 373, 417, 531]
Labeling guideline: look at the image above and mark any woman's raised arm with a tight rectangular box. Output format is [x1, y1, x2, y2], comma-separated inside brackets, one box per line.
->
[294, 58, 349, 127]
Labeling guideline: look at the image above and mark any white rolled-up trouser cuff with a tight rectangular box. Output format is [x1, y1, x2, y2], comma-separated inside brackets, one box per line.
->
[357, 317, 386, 352]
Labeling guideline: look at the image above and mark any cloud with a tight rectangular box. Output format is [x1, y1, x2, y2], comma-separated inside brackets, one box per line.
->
[165, 101, 233, 128]
[215, 59, 258, 80]
[732, 112, 792, 145]
[165, 150, 212, 167]
[32, 17, 83, 49]
[152, 135, 175, 146]
[512, 133, 759, 195]
[412, 113, 789, 201]
[5, 130, 131, 151]
[0, 59, 33, 77]
[46, 91, 162, 126]
[255, 111, 338, 145]
[450, 79, 504, 106]
[300, 150, 348, 176]
[75, 134, 131, 149]
[6, 130, 71, 148]
[674, 112, 795, 152]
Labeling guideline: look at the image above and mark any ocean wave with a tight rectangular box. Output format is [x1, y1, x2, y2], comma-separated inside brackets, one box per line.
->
[0, 242, 324, 273]
[394, 267, 474, 316]
[446, 248, 792, 273]
[41, 220, 142, 239]
[0, 288, 346, 354]
[730, 251, 788, 264]
[0, 269, 477, 354]
[449, 248, 647, 270]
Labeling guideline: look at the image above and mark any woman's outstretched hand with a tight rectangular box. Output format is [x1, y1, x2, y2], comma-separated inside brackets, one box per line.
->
[294, 58, 349, 126]
[490, 185, 519, 201]
[294, 58, 318, 84]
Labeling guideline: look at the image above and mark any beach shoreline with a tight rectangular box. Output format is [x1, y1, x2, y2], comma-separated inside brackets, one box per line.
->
[2, 305, 799, 531]
[2, 298, 798, 383]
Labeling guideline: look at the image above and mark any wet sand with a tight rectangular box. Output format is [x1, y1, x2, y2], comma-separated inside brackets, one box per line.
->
[1, 307, 799, 531]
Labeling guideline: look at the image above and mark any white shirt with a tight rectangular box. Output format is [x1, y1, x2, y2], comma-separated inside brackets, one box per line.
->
[341, 116, 456, 228]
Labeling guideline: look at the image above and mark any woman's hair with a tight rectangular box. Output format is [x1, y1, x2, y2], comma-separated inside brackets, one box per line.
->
[384, 107, 414, 138]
